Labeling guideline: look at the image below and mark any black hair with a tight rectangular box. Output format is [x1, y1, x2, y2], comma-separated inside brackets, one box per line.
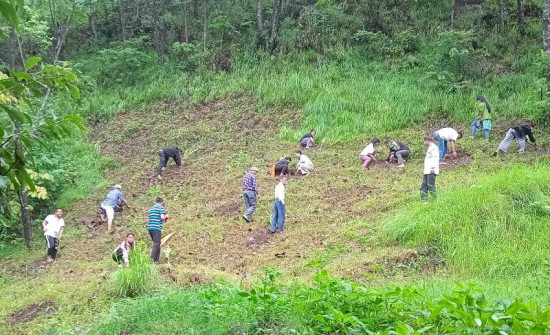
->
[126, 232, 135, 238]
[457, 131, 463, 138]
[371, 138, 380, 145]
[424, 136, 433, 142]
[310, 129, 316, 133]
[295, 150, 302, 155]
[476, 96, 491, 114]
[156, 197, 164, 203]
[284, 156, 292, 161]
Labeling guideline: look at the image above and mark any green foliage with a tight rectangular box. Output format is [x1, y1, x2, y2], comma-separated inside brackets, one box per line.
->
[90, 269, 550, 334]
[111, 242, 157, 298]
[383, 163, 550, 279]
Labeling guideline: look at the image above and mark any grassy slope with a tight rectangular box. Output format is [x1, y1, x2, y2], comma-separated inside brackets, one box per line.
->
[0, 89, 549, 333]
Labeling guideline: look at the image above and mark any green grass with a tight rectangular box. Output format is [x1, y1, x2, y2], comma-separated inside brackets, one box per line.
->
[382, 160, 550, 279]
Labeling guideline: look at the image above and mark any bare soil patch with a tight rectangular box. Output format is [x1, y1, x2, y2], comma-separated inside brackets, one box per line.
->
[215, 201, 242, 218]
[5, 300, 56, 326]
[440, 152, 473, 168]
[247, 228, 272, 250]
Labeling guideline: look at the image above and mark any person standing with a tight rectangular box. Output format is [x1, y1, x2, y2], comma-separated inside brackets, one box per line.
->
[112, 233, 136, 267]
[42, 209, 65, 262]
[494, 122, 536, 156]
[359, 138, 380, 168]
[295, 150, 314, 175]
[242, 166, 260, 222]
[101, 185, 128, 234]
[433, 128, 462, 164]
[385, 140, 410, 167]
[270, 177, 287, 233]
[420, 137, 439, 203]
[146, 197, 169, 263]
[471, 96, 492, 140]
[157, 147, 182, 179]
[300, 130, 317, 149]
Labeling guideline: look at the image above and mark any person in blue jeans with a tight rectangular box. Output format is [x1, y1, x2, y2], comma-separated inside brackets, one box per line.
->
[270, 177, 287, 233]
[433, 128, 462, 164]
[471, 96, 492, 140]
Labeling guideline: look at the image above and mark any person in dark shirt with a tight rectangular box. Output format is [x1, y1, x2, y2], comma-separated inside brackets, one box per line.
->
[385, 140, 410, 167]
[494, 122, 536, 156]
[300, 130, 317, 148]
[273, 157, 292, 177]
[157, 147, 182, 179]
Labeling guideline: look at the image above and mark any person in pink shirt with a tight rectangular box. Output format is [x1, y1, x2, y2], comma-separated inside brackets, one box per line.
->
[112, 233, 136, 267]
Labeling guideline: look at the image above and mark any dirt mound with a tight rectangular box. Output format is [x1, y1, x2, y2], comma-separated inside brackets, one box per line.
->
[215, 201, 242, 217]
[247, 228, 272, 250]
[5, 300, 56, 326]
[440, 152, 473, 168]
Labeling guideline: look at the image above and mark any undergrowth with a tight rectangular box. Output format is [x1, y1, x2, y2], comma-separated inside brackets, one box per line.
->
[383, 161, 550, 279]
[111, 242, 157, 298]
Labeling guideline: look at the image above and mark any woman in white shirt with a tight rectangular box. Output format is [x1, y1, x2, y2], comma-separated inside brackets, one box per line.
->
[359, 138, 380, 168]
[295, 150, 314, 175]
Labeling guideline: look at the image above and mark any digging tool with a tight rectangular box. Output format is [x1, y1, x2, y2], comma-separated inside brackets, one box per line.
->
[161, 232, 176, 246]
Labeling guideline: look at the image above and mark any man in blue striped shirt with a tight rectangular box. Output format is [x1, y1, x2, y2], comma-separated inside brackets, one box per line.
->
[146, 197, 169, 262]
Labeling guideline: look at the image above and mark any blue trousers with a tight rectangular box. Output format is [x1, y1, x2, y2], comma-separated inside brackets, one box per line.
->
[270, 199, 285, 232]
[471, 119, 490, 139]
[433, 133, 447, 162]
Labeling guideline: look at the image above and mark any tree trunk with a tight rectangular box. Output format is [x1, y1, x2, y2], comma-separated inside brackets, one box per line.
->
[183, 0, 189, 43]
[543, 0, 550, 96]
[256, 0, 264, 48]
[499, 0, 505, 32]
[13, 121, 32, 249]
[269, 0, 283, 53]
[451, 0, 457, 29]
[517, 0, 525, 36]
[120, 0, 128, 39]
[7, 27, 17, 70]
[89, 12, 98, 39]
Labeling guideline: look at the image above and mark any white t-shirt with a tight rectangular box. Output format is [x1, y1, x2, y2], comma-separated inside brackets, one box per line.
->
[424, 143, 440, 175]
[360, 143, 375, 156]
[275, 183, 285, 204]
[44, 215, 65, 238]
[435, 128, 459, 141]
[298, 154, 314, 170]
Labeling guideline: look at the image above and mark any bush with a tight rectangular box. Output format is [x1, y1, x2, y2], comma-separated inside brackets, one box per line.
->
[112, 242, 157, 298]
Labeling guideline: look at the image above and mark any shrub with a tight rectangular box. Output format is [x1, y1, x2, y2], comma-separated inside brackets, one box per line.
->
[112, 242, 157, 298]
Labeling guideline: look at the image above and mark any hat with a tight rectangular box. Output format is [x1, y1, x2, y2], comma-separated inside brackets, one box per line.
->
[114, 184, 122, 189]
[250, 167, 259, 172]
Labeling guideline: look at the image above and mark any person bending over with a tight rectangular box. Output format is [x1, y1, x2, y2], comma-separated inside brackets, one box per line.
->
[359, 138, 380, 168]
[295, 150, 314, 175]
[385, 140, 410, 168]
[300, 130, 317, 149]
[494, 122, 536, 156]
[112, 233, 136, 267]
[101, 185, 128, 234]
[157, 147, 182, 179]
[273, 157, 292, 177]
[433, 128, 462, 164]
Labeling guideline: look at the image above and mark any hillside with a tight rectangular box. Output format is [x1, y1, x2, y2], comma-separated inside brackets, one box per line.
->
[1, 91, 550, 334]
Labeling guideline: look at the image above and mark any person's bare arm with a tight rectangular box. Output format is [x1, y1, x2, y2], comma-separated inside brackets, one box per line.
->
[58, 227, 64, 240]
[161, 213, 169, 222]
[42, 220, 47, 232]
[451, 141, 457, 156]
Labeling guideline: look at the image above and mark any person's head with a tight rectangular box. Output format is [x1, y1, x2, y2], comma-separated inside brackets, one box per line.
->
[424, 136, 433, 147]
[384, 139, 391, 147]
[284, 156, 292, 162]
[476, 96, 491, 113]
[55, 208, 63, 218]
[156, 197, 164, 206]
[526, 121, 535, 129]
[126, 233, 135, 244]
[249, 166, 259, 175]
[294, 150, 302, 157]
[114, 184, 122, 190]
[457, 131, 463, 139]
[280, 177, 288, 185]
[371, 138, 380, 146]
[310, 129, 316, 136]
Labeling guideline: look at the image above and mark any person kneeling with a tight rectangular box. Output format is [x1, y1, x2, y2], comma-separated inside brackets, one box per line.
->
[112, 233, 136, 268]
[385, 140, 410, 168]
[295, 150, 314, 175]
[359, 138, 380, 168]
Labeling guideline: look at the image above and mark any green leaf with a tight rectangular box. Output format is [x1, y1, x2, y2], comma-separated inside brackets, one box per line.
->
[0, 104, 32, 124]
[66, 82, 80, 99]
[0, 0, 20, 29]
[10, 71, 32, 81]
[24, 56, 41, 71]
[0, 175, 10, 188]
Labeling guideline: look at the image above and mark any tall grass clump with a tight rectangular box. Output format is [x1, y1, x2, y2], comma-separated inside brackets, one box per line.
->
[112, 242, 157, 297]
[383, 162, 550, 279]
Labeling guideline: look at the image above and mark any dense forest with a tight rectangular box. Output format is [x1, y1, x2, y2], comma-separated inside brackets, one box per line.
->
[2, 0, 550, 334]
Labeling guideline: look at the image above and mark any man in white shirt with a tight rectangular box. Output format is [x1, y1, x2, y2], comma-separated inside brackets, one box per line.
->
[42, 209, 65, 262]
[433, 127, 462, 164]
[295, 150, 314, 175]
[421, 137, 439, 203]
[270, 177, 287, 233]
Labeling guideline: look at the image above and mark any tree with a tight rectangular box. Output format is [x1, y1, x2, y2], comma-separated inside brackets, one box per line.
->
[1, 0, 84, 247]
[544, 0, 550, 95]
[269, 0, 282, 53]
[517, 0, 525, 37]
